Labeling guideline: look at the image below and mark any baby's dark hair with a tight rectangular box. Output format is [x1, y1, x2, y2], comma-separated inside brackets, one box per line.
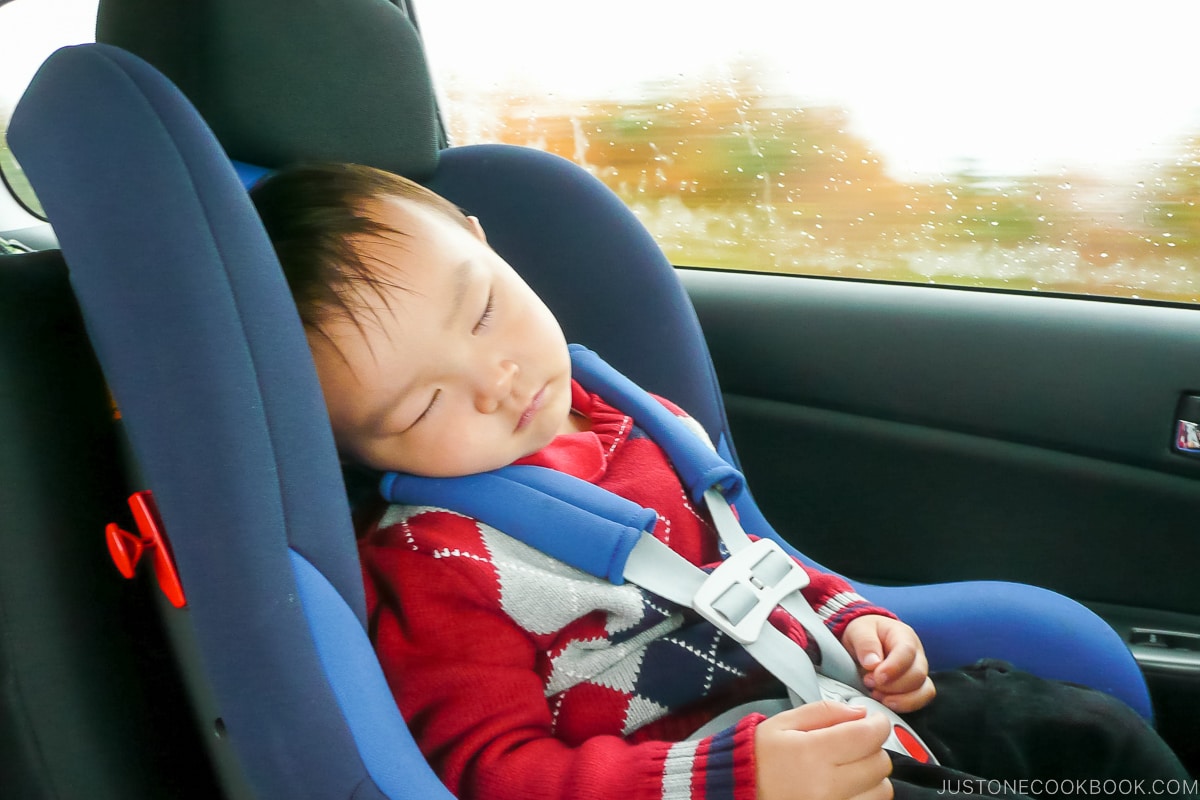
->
[249, 162, 474, 333]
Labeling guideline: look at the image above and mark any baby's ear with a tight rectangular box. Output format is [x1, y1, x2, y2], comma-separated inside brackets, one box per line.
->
[467, 215, 488, 244]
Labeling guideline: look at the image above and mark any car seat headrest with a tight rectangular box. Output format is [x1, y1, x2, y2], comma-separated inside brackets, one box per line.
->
[95, 0, 441, 179]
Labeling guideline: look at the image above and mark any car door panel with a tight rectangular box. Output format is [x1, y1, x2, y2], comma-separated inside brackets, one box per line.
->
[681, 269, 1200, 588]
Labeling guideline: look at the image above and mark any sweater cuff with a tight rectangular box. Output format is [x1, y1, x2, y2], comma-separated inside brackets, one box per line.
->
[818, 592, 897, 639]
[660, 713, 762, 800]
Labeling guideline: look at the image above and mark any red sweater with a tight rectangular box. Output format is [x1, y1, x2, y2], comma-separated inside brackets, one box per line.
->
[359, 382, 893, 800]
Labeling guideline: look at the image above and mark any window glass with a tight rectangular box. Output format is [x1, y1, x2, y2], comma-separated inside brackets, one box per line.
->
[418, 1, 1200, 303]
[0, 0, 98, 232]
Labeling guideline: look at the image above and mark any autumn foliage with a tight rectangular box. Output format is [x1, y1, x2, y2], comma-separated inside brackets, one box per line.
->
[443, 73, 1199, 302]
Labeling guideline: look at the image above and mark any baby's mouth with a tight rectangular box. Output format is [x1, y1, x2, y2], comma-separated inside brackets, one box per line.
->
[516, 386, 546, 432]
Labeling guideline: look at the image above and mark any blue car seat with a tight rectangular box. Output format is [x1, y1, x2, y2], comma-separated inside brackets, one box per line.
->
[9, 1, 1151, 797]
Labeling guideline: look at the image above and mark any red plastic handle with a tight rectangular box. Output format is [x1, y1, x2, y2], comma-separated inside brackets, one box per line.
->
[104, 491, 186, 608]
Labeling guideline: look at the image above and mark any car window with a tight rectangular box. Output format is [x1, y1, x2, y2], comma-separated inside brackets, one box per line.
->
[417, 1, 1200, 304]
[0, 0, 98, 235]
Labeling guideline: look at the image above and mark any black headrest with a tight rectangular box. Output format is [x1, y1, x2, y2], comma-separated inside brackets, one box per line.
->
[95, 0, 441, 179]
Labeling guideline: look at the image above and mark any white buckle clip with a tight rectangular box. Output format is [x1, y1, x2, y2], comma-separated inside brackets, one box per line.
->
[692, 537, 809, 644]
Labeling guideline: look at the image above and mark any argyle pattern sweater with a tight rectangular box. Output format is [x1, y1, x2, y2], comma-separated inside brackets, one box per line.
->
[359, 381, 894, 800]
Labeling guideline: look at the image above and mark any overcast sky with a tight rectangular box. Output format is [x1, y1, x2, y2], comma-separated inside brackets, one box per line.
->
[5, 0, 1200, 183]
[0, 0, 97, 115]
[418, 0, 1200, 180]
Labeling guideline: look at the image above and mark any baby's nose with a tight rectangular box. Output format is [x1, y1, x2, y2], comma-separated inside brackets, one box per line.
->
[474, 360, 518, 413]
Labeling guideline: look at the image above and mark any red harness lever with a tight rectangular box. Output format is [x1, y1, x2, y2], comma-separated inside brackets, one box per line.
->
[105, 491, 186, 608]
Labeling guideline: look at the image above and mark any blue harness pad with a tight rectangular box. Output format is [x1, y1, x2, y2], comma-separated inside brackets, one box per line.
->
[381, 467, 654, 584]
[566, 345, 745, 504]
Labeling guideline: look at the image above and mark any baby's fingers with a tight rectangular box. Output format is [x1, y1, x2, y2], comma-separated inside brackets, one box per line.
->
[809, 710, 892, 764]
[873, 642, 917, 681]
[834, 748, 893, 800]
[808, 715, 894, 799]
[756, 707, 895, 800]
[877, 676, 937, 713]
[853, 776, 895, 800]
[763, 699, 868, 734]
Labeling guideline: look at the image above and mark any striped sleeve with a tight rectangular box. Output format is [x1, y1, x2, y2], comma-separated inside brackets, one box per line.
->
[660, 714, 762, 800]
[800, 565, 897, 638]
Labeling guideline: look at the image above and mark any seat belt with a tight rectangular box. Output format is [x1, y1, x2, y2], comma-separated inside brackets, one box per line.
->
[382, 346, 936, 763]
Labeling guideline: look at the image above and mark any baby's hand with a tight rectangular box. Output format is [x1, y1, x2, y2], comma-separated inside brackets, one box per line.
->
[755, 701, 893, 800]
[840, 615, 935, 713]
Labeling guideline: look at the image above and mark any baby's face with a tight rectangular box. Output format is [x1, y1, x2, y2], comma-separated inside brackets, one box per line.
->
[309, 196, 577, 477]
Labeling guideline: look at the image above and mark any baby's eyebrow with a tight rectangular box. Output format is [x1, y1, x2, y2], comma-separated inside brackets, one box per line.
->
[444, 258, 475, 329]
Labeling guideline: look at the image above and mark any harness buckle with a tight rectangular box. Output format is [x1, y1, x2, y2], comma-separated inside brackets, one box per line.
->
[692, 537, 809, 644]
